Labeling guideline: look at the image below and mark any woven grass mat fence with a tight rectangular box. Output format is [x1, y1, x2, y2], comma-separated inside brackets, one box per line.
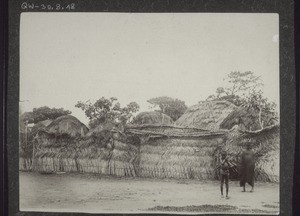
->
[31, 137, 139, 177]
[138, 136, 225, 180]
[24, 124, 279, 182]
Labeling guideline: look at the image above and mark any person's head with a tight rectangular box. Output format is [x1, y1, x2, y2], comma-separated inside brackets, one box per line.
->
[221, 151, 227, 159]
[246, 143, 252, 150]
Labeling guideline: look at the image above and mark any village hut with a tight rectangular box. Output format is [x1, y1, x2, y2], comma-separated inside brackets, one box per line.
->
[175, 101, 237, 130]
[125, 123, 279, 182]
[132, 111, 174, 125]
[32, 115, 89, 173]
[219, 106, 278, 131]
[126, 125, 227, 180]
[45, 115, 89, 138]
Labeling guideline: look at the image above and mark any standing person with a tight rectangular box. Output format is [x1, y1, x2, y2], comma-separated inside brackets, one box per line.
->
[240, 143, 255, 192]
[219, 151, 232, 199]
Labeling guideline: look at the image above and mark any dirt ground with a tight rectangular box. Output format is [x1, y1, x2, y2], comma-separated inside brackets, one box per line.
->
[20, 171, 279, 214]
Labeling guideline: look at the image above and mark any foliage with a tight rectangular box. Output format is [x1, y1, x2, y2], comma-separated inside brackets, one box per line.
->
[223, 71, 262, 95]
[206, 94, 243, 107]
[206, 71, 278, 129]
[206, 71, 262, 106]
[75, 97, 139, 129]
[21, 106, 72, 124]
[241, 90, 278, 129]
[147, 96, 188, 121]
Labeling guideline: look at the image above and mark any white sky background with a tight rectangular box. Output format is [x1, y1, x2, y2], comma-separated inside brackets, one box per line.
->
[20, 13, 279, 125]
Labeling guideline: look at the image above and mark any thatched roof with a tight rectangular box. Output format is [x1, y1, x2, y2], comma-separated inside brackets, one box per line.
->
[126, 128, 226, 139]
[175, 101, 237, 130]
[127, 124, 209, 132]
[31, 120, 52, 134]
[219, 107, 278, 131]
[226, 124, 279, 144]
[44, 115, 89, 138]
[132, 111, 174, 125]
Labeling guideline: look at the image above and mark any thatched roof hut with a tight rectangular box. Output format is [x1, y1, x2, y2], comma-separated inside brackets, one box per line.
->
[44, 115, 89, 138]
[219, 107, 278, 131]
[175, 101, 237, 130]
[132, 111, 174, 125]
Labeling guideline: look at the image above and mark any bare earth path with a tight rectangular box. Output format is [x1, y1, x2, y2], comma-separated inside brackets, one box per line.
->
[20, 172, 279, 214]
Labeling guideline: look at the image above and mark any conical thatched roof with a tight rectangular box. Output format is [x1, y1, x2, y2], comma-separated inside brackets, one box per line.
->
[219, 106, 278, 131]
[175, 101, 237, 130]
[45, 115, 89, 138]
[132, 111, 174, 125]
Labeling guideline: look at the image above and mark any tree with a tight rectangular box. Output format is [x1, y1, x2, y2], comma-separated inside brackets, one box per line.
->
[147, 96, 188, 121]
[223, 71, 262, 96]
[241, 90, 278, 129]
[207, 71, 262, 106]
[21, 106, 72, 124]
[75, 97, 139, 129]
[206, 71, 278, 129]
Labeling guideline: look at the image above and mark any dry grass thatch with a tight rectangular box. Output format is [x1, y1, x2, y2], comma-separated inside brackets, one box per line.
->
[221, 124, 279, 182]
[138, 135, 225, 180]
[175, 101, 237, 130]
[23, 114, 279, 183]
[31, 123, 139, 176]
[132, 111, 174, 125]
[45, 115, 89, 138]
[31, 119, 53, 134]
[127, 124, 279, 182]
[126, 124, 225, 139]
[219, 107, 278, 131]
[127, 124, 209, 132]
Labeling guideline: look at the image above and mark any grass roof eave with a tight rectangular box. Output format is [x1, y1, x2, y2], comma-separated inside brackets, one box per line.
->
[126, 124, 210, 132]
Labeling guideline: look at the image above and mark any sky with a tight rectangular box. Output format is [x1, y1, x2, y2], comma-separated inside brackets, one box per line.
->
[20, 13, 279, 125]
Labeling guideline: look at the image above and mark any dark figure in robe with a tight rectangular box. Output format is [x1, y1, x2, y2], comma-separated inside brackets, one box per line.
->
[240, 144, 255, 192]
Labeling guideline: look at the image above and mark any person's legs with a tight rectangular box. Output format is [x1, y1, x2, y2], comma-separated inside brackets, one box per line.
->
[225, 174, 229, 198]
[250, 180, 254, 192]
[220, 175, 225, 197]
